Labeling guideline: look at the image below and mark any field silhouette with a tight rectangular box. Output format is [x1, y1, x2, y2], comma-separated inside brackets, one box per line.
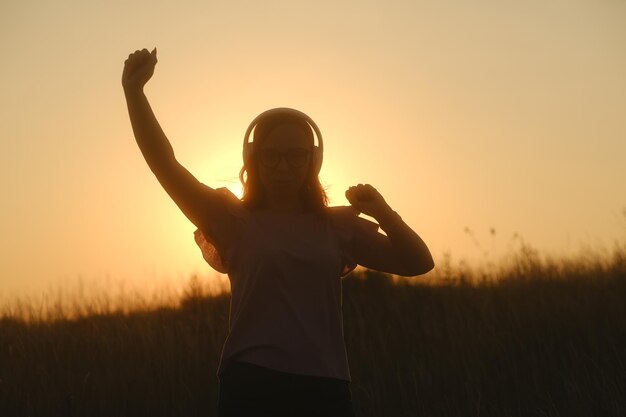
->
[1, 241, 625, 416]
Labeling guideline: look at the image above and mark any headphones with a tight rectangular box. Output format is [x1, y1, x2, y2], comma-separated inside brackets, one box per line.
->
[243, 107, 324, 175]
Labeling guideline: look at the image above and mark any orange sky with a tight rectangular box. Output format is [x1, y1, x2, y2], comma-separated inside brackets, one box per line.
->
[1, 0, 625, 302]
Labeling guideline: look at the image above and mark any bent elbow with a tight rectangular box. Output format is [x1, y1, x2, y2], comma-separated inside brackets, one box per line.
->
[405, 258, 435, 277]
[422, 259, 435, 275]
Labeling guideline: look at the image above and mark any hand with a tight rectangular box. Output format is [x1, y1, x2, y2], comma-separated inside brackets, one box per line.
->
[345, 184, 392, 219]
[122, 48, 158, 91]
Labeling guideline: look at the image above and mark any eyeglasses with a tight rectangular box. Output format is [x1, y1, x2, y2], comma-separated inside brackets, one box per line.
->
[258, 149, 310, 168]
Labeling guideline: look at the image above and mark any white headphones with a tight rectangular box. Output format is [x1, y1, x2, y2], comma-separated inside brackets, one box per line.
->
[243, 107, 324, 175]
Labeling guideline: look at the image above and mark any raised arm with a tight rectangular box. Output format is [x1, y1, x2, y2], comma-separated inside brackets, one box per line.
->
[345, 184, 434, 277]
[122, 48, 234, 247]
[122, 48, 176, 169]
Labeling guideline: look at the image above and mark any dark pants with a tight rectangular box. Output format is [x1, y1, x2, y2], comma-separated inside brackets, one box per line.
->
[218, 360, 356, 417]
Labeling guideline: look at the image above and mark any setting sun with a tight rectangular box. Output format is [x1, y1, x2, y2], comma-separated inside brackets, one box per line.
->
[0, 1, 624, 303]
[2, 2, 626, 416]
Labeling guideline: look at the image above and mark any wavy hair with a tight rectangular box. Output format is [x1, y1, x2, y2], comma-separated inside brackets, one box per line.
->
[239, 112, 328, 212]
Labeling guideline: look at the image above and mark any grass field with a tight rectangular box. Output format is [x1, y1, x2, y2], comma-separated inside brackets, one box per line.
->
[1, 241, 625, 416]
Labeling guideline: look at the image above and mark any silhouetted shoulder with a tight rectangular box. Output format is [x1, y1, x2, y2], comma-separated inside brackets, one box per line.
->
[211, 187, 247, 217]
[194, 187, 246, 273]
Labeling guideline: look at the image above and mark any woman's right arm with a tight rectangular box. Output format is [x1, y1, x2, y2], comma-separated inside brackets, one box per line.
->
[122, 48, 176, 170]
[122, 48, 232, 239]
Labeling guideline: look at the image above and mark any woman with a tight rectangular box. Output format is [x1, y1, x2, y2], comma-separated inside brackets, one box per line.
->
[122, 47, 434, 417]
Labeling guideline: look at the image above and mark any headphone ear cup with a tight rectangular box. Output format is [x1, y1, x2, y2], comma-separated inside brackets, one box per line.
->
[243, 142, 253, 166]
[311, 146, 323, 175]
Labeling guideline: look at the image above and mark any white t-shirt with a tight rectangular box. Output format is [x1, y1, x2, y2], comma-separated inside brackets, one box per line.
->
[193, 188, 380, 382]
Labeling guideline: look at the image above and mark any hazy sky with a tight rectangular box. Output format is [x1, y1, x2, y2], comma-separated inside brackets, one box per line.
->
[1, 0, 625, 301]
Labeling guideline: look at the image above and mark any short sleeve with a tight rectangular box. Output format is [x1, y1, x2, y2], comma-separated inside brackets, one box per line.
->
[193, 187, 246, 273]
[327, 206, 380, 277]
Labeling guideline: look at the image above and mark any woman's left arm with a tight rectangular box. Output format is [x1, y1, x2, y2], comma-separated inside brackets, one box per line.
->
[346, 184, 435, 276]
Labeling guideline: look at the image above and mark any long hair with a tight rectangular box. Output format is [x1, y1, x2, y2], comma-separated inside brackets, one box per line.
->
[239, 112, 329, 212]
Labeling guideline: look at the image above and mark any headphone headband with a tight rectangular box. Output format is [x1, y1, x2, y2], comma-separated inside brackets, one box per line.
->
[243, 107, 324, 174]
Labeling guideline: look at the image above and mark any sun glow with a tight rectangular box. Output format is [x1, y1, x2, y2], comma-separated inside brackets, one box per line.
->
[226, 183, 244, 200]
[1, 0, 624, 302]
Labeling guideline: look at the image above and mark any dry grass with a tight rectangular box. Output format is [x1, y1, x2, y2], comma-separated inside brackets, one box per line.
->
[1, 241, 625, 416]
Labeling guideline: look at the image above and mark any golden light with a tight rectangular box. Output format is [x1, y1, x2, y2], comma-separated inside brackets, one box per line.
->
[226, 183, 244, 200]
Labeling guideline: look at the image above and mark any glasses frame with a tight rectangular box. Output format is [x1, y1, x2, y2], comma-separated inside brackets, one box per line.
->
[257, 148, 311, 169]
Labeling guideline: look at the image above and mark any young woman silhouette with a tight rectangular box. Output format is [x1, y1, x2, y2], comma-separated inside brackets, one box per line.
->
[123, 48, 434, 417]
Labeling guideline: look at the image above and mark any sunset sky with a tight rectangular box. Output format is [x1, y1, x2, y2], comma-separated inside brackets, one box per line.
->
[1, 0, 625, 301]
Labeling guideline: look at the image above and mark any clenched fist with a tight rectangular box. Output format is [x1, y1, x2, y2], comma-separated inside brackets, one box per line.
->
[345, 184, 392, 219]
[122, 48, 158, 91]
